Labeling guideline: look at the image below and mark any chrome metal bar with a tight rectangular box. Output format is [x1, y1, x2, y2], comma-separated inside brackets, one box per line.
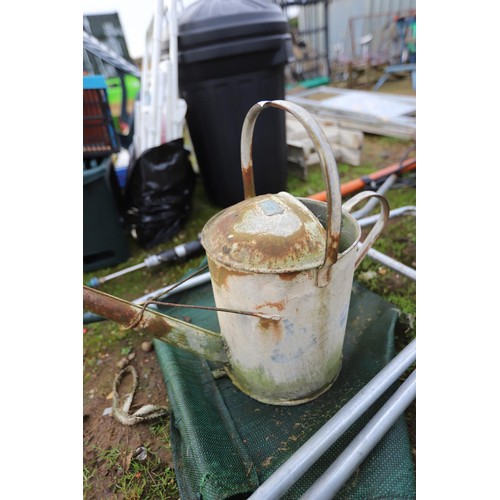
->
[301, 370, 416, 500]
[357, 206, 416, 228]
[365, 246, 416, 281]
[134, 271, 211, 304]
[99, 262, 147, 284]
[248, 339, 416, 499]
[351, 174, 398, 219]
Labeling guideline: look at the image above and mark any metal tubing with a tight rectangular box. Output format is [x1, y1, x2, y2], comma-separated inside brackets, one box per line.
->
[135, 271, 211, 303]
[83, 271, 211, 324]
[355, 205, 416, 280]
[149, 0, 164, 149]
[301, 370, 416, 500]
[357, 206, 416, 228]
[98, 262, 147, 285]
[247, 339, 416, 499]
[166, 0, 179, 141]
[83, 31, 141, 78]
[365, 246, 416, 281]
[351, 174, 398, 219]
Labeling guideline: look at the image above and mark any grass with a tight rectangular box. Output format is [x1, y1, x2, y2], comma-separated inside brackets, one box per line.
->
[83, 464, 95, 496]
[85, 445, 179, 499]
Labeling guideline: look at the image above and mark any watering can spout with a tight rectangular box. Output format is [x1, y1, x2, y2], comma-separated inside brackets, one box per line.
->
[83, 286, 228, 364]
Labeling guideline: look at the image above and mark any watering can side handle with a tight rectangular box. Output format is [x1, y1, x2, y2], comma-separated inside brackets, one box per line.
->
[240, 100, 342, 286]
[342, 192, 390, 269]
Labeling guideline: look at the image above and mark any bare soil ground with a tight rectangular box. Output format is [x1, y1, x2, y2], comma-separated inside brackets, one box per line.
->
[83, 339, 175, 498]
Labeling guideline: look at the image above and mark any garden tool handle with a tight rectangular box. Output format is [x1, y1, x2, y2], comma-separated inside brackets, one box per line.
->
[342, 191, 390, 269]
[240, 100, 342, 287]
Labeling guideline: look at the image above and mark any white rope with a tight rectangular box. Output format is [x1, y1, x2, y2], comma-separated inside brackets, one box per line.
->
[112, 365, 169, 426]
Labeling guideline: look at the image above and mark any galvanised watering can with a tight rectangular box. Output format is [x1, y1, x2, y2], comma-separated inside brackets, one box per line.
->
[83, 100, 389, 406]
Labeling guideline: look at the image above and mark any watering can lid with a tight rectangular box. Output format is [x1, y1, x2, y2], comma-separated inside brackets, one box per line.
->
[201, 192, 326, 273]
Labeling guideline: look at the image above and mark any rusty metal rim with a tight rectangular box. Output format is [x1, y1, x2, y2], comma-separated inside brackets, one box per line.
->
[204, 205, 361, 274]
[200, 191, 328, 274]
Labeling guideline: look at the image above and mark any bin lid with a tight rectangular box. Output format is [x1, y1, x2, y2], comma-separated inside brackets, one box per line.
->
[178, 0, 289, 58]
[201, 192, 327, 273]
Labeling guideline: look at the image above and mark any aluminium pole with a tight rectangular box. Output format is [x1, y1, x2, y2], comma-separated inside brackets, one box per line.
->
[301, 370, 416, 500]
[248, 339, 416, 499]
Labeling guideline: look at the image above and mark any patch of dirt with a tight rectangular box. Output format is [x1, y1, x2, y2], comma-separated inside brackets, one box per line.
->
[83, 335, 175, 498]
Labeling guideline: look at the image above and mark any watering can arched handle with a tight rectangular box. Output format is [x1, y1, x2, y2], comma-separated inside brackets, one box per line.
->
[342, 191, 390, 269]
[240, 100, 342, 287]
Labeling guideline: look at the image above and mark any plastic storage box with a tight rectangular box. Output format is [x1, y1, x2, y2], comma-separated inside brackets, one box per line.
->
[83, 156, 130, 272]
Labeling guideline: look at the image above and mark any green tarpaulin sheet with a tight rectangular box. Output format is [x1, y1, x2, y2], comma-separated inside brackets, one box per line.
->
[154, 276, 415, 499]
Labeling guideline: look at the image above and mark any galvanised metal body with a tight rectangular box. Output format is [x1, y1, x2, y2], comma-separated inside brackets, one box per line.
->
[201, 100, 389, 405]
[82, 100, 389, 406]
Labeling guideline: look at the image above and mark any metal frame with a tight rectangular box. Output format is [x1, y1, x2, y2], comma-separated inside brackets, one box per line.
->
[274, 0, 331, 82]
[134, 0, 187, 156]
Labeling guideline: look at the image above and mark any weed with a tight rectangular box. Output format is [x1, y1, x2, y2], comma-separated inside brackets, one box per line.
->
[120, 345, 133, 356]
[95, 446, 122, 470]
[83, 464, 95, 495]
[90, 445, 179, 499]
[149, 421, 171, 441]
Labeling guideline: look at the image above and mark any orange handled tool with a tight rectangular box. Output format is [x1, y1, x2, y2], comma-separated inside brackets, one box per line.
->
[308, 158, 416, 201]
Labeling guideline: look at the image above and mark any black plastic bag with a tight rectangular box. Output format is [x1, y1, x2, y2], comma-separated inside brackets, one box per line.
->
[123, 139, 196, 250]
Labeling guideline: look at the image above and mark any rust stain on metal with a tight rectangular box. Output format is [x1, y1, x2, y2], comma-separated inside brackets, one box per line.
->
[324, 231, 340, 265]
[203, 202, 324, 270]
[242, 157, 255, 199]
[201, 191, 328, 273]
[256, 300, 285, 312]
[208, 260, 247, 290]
[278, 271, 301, 281]
[255, 302, 285, 341]
[258, 316, 284, 341]
[83, 286, 228, 363]
[83, 286, 171, 337]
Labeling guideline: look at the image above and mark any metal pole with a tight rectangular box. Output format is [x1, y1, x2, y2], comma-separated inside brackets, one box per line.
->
[138, 16, 154, 155]
[149, 0, 164, 149]
[324, 0, 330, 76]
[357, 205, 416, 228]
[365, 246, 416, 281]
[351, 174, 398, 219]
[92, 262, 148, 286]
[248, 339, 416, 499]
[355, 204, 416, 280]
[301, 370, 416, 500]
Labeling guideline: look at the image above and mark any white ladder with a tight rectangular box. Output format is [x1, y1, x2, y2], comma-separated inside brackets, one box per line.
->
[134, 0, 187, 156]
